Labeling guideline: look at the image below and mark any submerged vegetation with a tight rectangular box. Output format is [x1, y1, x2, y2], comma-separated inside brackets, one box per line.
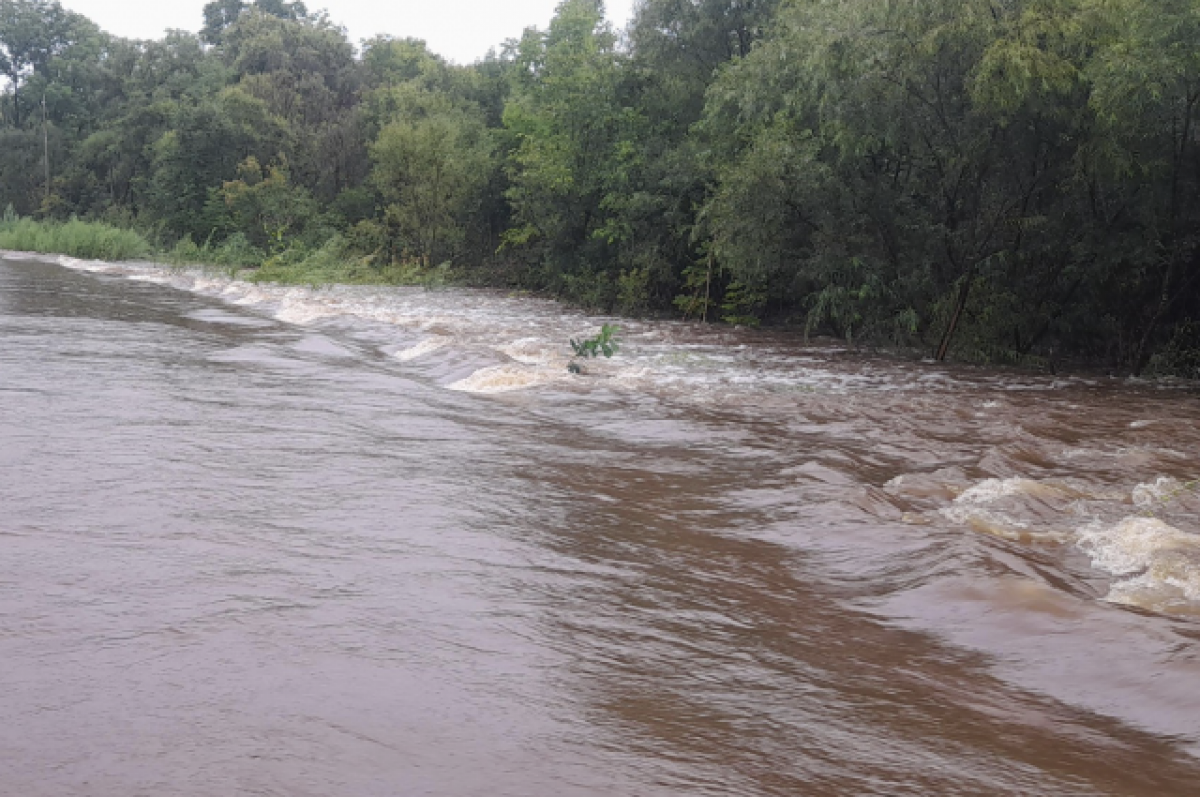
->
[568, 323, 621, 373]
[570, 324, 621, 360]
[2, 0, 1199, 372]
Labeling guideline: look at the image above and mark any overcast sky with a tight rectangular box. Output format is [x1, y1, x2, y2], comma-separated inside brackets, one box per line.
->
[59, 0, 639, 63]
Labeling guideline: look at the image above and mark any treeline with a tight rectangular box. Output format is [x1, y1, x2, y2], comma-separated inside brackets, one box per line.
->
[2, 0, 1199, 373]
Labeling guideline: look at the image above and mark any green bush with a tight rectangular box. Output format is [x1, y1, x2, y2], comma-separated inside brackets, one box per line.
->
[251, 236, 379, 286]
[165, 232, 266, 276]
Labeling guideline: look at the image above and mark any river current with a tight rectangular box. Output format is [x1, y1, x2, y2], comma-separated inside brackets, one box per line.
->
[2, 253, 1199, 795]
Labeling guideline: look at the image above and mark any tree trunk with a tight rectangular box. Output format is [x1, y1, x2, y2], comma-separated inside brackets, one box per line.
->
[1132, 301, 1166, 376]
[702, 249, 713, 324]
[935, 274, 973, 361]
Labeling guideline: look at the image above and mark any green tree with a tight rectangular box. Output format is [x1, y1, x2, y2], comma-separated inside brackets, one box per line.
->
[0, 0, 79, 126]
[619, 0, 782, 316]
[146, 88, 288, 241]
[221, 8, 362, 200]
[219, 155, 316, 251]
[701, 0, 1103, 355]
[0, 128, 43, 212]
[370, 88, 494, 267]
[201, 0, 307, 45]
[1081, 0, 1200, 369]
[501, 0, 641, 306]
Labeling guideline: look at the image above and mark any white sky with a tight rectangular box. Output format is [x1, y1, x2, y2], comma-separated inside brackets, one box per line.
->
[59, 0, 639, 63]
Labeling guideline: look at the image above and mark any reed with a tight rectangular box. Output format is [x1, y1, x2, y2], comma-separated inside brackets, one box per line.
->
[0, 215, 150, 261]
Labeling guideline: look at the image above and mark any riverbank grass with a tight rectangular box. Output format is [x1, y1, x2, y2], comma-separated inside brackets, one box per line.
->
[0, 211, 450, 290]
[0, 213, 150, 261]
[165, 232, 452, 288]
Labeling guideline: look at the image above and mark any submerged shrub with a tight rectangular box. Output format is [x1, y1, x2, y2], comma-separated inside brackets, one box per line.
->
[212, 233, 264, 269]
[165, 232, 265, 275]
[251, 235, 377, 286]
[567, 323, 622, 373]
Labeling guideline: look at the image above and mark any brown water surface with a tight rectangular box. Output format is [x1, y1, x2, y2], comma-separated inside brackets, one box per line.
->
[2, 254, 1199, 795]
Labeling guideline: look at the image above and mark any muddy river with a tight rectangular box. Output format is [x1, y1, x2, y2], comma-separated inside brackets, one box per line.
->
[2, 253, 1199, 795]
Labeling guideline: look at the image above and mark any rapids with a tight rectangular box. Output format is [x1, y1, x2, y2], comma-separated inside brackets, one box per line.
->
[2, 252, 1199, 795]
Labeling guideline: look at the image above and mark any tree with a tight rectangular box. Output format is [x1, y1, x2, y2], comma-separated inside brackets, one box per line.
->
[501, 0, 640, 305]
[612, 0, 782, 316]
[0, 127, 43, 212]
[201, 0, 307, 44]
[221, 9, 362, 200]
[145, 88, 288, 241]
[220, 155, 316, 251]
[0, 0, 85, 126]
[370, 88, 494, 267]
[700, 0, 1103, 354]
[1082, 0, 1200, 369]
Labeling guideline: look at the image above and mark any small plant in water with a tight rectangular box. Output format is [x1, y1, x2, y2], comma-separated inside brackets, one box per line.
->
[568, 324, 621, 373]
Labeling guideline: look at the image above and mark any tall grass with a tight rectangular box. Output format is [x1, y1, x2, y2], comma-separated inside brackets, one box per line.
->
[0, 207, 452, 289]
[0, 214, 150, 261]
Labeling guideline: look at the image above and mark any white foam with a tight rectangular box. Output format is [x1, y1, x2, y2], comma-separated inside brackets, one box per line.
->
[229, 286, 276, 306]
[274, 295, 339, 325]
[498, 337, 559, 366]
[955, 478, 1019, 504]
[940, 474, 1200, 610]
[1078, 516, 1200, 609]
[942, 479, 1029, 537]
[940, 478, 1084, 541]
[393, 337, 450, 362]
[1079, 517, 1192, 575]
[939, 504, 1034, 540]
[446, 364, 563, 394]
[1132, 476, 1184, 509]
[126, 272, 175, 285]
[954, 478, 1041, 504]
[6, 252, 1038, 410]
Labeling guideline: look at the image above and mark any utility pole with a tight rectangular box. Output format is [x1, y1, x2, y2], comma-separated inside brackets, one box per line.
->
[42, 93, 51, 205]
[41, 92, 51, 205]
[42, 93, 50, 206]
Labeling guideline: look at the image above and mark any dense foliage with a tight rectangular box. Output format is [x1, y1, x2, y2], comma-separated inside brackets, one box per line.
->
[2, 0, 1198, 372]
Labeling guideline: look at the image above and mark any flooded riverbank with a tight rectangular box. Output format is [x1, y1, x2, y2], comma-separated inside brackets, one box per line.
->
[2, 252, 1199, 795]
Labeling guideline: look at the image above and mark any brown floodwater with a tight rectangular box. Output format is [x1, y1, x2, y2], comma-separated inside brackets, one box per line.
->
[2, 253, 1199, 795]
